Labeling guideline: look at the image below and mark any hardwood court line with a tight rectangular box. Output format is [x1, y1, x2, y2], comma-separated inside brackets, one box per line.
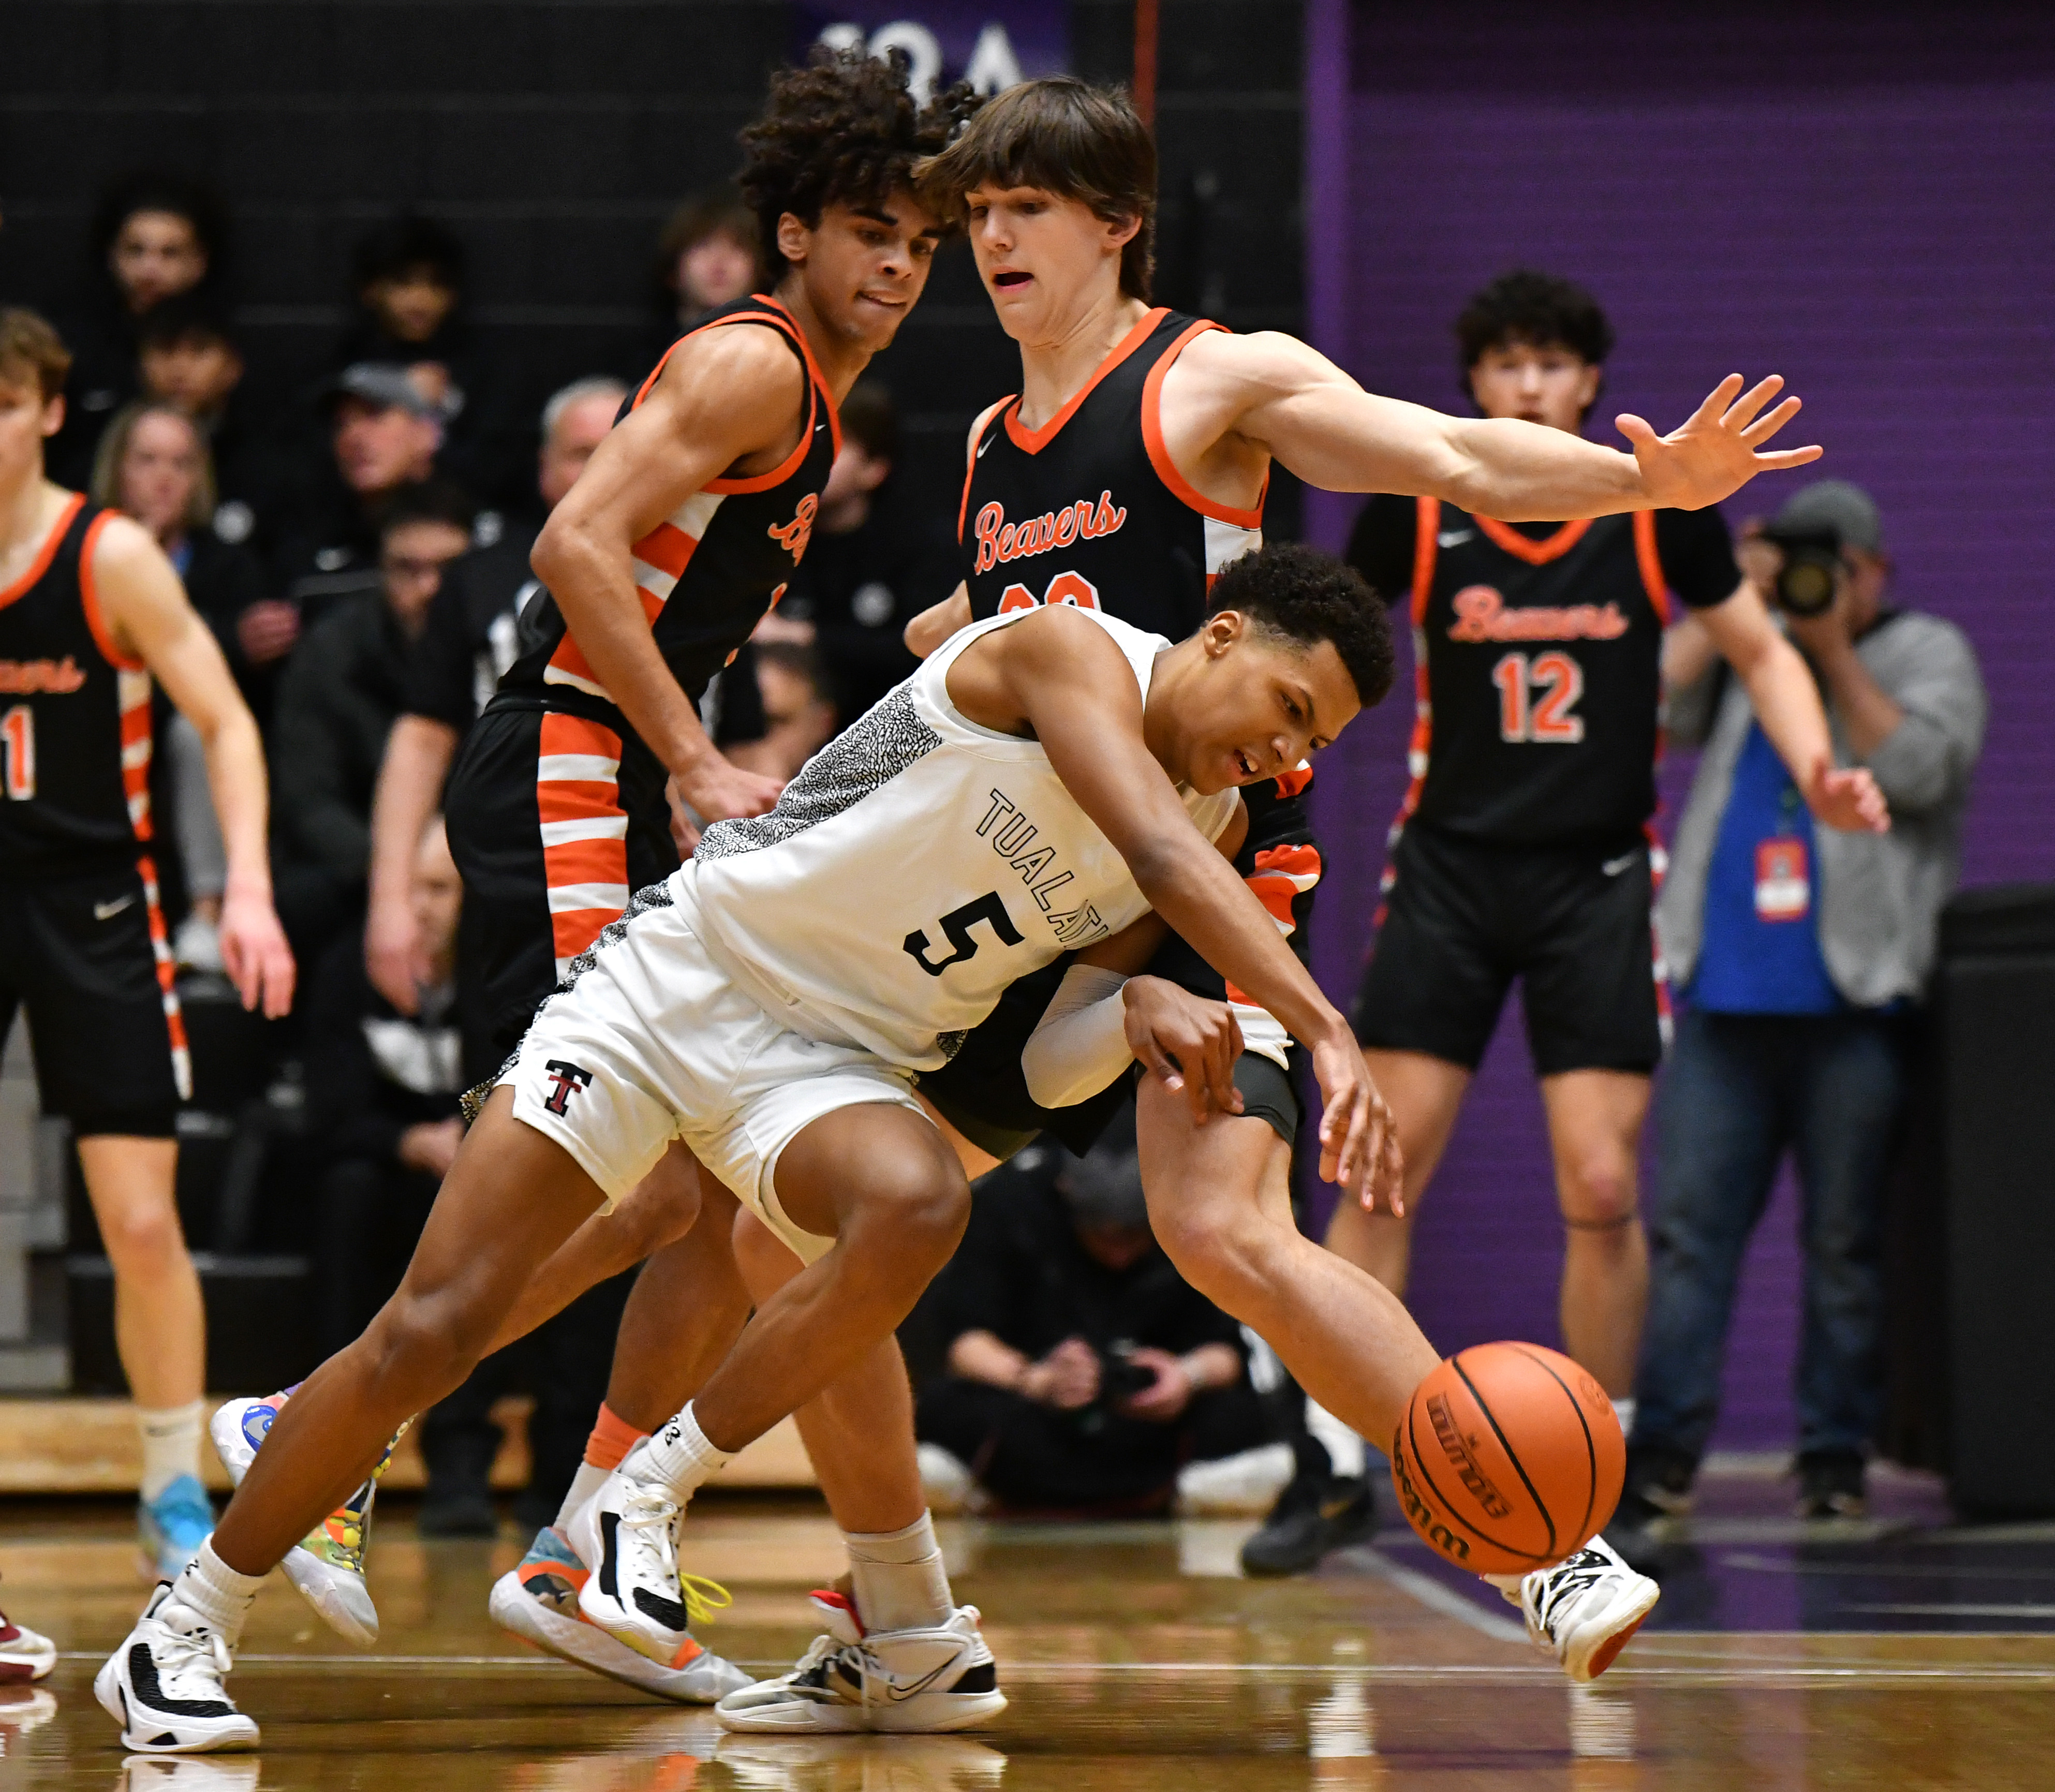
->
[1346, 1546, 1529, 1642]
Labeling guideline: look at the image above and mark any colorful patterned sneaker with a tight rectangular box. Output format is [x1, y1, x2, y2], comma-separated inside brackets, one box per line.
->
[0, 1582, 56, 1682]
[715, 1595, 1006, 1735]
[94, 1581, 258, 1754]
[138, 1475, 215, 1581]
[1497, 1535, 1661, 1683]
[210, 1393, 404, 1646]
[491, 1523, 750, 1704]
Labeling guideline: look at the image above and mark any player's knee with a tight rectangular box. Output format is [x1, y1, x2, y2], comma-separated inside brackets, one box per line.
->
[1561, 1152, 1638, 1232]
[854, 1163, 968, 1278]
[97, 1198, 187, 1274]
[1151, 1201, 1272, 1314]
[367, 1284, 495, 1404]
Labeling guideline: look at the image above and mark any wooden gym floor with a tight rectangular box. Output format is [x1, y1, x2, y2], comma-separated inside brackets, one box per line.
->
[5, 1463, 2054, 1789]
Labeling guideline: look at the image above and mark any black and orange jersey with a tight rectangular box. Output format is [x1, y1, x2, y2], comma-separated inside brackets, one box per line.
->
[0, 495, 160, 876]
[1348, 494, 1740, 848]
[959, 307, 1262, 639]
[491, 292, 838, 752]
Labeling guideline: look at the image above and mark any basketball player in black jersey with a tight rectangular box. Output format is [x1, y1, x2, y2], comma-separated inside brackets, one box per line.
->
[205, 51, 979, 1702]
[704, 77, 1838, 1719]
[1323, 274, 1884, 1664]
[0, 310, 292, 1601]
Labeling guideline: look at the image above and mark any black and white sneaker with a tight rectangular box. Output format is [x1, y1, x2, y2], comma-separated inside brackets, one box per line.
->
[569, 1446, 734, 1673]
[1498, 1536, 1660, 1683]
[716, 1590, 1006, 1734]
[94, 1584, 259, 1754]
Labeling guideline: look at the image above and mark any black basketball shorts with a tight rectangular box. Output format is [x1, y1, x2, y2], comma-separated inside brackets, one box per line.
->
[444, 704, 679, 1080]
[0, 860, 188, 1136]
[1353, 822, 1665, 1077]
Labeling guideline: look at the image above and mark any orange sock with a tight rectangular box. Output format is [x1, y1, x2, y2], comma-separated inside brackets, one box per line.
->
[584, 1402, 648, 1472]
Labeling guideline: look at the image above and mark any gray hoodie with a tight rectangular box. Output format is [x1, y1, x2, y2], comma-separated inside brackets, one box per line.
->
[1658, 609, 1987, 1008]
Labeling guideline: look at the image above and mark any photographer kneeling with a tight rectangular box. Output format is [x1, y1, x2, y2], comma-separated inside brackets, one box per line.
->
[914, 1112, 1278, 1516]
[1619, 480, 1986, 1530]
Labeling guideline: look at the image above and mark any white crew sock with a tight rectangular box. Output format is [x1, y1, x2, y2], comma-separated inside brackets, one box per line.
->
[634, 1403, 734, 1504]
[1611, 1397, 1637, 1441]
[169, 1541, 263, 1644]
[137, 1400, 204, 1503]
[844, 1511, 953, 1634]
[1306, 1399, 1366, 1480]
[554, 1461, 612, 1531]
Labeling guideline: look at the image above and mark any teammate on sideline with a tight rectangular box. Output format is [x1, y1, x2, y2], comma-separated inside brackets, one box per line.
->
[0, 309, 293, 1594]
[206, 48, 976, 1695]
[100, 546, 1421, 1753]
[713, 75, 1842, 1714]
[1277, 272, 1887, 1577]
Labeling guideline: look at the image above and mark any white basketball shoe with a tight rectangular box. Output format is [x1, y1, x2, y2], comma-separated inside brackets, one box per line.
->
[1497, 1534, 1660, 1682]
[94, 1583, 258, 1755]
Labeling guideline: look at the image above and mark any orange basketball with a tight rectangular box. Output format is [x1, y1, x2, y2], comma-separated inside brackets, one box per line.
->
[1388, 1342, 1625, 1576]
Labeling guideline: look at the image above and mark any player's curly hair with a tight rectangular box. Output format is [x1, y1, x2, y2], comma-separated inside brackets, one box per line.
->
[1456, 270, 1615, 371]
[739, 48, 982, 278]
[1207, 542, 1395, 710]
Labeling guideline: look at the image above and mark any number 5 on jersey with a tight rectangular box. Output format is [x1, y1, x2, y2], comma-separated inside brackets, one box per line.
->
[1492, 650, 1586, 744]
[904, 892, 1024, 976]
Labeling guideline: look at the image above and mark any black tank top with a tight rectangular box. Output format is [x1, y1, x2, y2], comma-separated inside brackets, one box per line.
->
[0, 494, 158, 876]
[1398, 498, 1673, 848]
[959, 308, 1263, 637]
[493, 293, 839, 736]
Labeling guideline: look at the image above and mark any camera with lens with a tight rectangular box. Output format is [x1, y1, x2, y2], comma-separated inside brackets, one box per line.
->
[1758, 521, 1844, 618]
[1097, 1340, 1157, 1404]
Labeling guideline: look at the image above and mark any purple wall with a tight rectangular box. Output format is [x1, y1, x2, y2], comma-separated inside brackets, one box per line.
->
[1304, 4, 2055, 1447]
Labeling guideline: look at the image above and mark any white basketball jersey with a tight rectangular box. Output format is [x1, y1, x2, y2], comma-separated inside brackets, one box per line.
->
[683, 606, 1238, 1069]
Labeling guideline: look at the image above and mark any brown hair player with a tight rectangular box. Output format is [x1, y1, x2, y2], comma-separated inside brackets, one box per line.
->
[0, 309, 292, 1621]
[701, 74, 1857, 1729]
[199, 47, 976, 1705]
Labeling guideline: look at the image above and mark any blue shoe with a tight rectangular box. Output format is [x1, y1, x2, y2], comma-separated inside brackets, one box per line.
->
[138, 1474, 214, 1580]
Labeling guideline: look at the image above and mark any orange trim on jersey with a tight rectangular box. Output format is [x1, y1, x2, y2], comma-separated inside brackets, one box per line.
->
[1141, 319, 1267, 528]
[1002, 307, 1169, 454]
[635, 520, 698, 580]
[1632, 509, 1672, 626]
[1244, 841, 1323, 929]
[78, 510, 146, 671]
[1473, 514, 1593, 566]
[0, 493, 86, 613]
[138, 854, 193, 1101]
[1411, 496, 1439, 627]
[538, 711, 622, 762]
[958, 402, 1009, 544]
[1389, 495, 1440, 840]
[1274, 762, 1312, 799]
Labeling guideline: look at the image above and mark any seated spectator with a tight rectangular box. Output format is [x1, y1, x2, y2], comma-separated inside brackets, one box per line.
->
[361, 376, 626, 1019]
[90, 399, 280, 728]
[333, 214, 525, 511]
[780, 381, 955, 724]
[269, 364, 448, 627]
[88, 401, 272, 962]
[636, 190, 766, 373]
[270, 480, 475, 967]
[1617, 480, 1988, 1535]
[914, 1116, 1280, 1516]
[135, 291, 271, 544]
[728, 641, 837, 783]
[51, 171, 226, 486]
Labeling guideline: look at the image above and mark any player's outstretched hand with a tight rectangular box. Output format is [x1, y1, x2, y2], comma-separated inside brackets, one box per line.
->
[219, 886, 297, 1019]
[1311, 1025, 1403, 1209]
[1806, 763, 1890, 834]
[1123, 978, 1244, 1125]
[666, 756, 786, 855]
[1615, 374, 1823, 511]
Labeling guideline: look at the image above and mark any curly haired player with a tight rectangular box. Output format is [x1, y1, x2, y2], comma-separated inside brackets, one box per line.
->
[195, 46, 977, 1716]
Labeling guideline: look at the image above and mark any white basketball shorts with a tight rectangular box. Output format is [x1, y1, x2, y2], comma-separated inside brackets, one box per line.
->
[500, 876, 926, 1264]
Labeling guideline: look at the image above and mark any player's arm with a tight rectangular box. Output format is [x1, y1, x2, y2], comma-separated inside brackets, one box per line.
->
[364, 715, 460, 1012]
[1180, 329, 1821, 520]
[975, 609, 1393, 1199]
[1695, 580, 1888, 833]
[906, 584, 971, 659]
[530, 327, 804, 824]
[90, 515, 295, 1016]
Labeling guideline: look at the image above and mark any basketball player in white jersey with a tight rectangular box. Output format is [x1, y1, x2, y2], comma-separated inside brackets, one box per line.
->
[99, 544, 1438, 1752]
[712, 76, 1835, 1710]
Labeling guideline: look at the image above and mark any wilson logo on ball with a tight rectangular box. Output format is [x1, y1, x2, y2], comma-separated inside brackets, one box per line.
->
[1389, 1436, 1470, 1563]
[1428, 1394, 1514, 1519]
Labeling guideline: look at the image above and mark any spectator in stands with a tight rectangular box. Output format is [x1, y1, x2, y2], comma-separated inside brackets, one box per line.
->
[333, 214, 525, 511]
[270, 364, 447, 627]
[88, 402, 271, 967]
[51, 172, 228, 486]
[1616, 480, 1987, 1535]
[728, 641, 837, 783]
[913, 1117, 1279, 1516]
[270, 480, 475, 966]
[781, 380, 952, 725]
[361, 376, 626, 1020]
[135, 291, 270, 544]
[639, 190, 765, 372]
